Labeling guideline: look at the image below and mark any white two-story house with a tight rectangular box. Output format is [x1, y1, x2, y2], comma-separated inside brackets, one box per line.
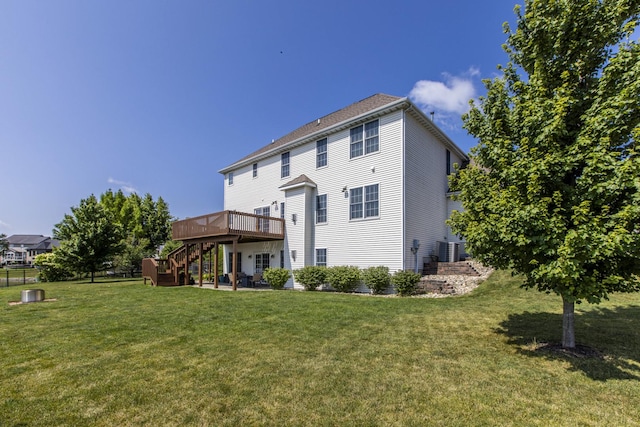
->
[208, 93, 467, 288]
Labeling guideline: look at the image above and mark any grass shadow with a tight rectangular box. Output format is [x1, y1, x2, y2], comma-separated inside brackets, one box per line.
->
[495, 305, 640, 381]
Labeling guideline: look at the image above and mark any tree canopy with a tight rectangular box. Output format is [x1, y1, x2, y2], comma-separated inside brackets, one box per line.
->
[449, 0, 640, 348]
[54, 195, 124, 282]
[53, 190, 174, 281]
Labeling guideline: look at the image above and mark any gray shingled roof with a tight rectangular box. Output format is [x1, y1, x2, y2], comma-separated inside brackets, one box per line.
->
[279, 174, 317, 189]
[7, 235, 49, 246]
[220, 93, 403, 172]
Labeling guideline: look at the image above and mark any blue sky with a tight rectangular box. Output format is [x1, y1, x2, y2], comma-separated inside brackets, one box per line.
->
[1, 0, 517, 236]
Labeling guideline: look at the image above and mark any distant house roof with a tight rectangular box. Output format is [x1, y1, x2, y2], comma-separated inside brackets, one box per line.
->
[7, 235, 49, 246]
[6, 235, 59, 250]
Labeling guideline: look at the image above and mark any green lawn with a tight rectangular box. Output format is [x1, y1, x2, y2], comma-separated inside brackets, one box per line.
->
[1, 272, 639, 426]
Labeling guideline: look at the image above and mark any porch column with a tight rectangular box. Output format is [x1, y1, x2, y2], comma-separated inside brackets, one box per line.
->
[213, 242, 219, 289]
[198, 242, 204, 287]
[232, 238, 238, 291]
[184, 243, 190, 285]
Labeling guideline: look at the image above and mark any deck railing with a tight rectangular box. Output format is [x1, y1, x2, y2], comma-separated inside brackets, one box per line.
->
[172, 210, 285, 241]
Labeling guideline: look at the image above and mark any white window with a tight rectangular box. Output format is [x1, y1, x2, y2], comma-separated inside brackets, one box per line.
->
[316, 138, 327, 168]
[281, 152, 290, 178]
[228, 172, 234, 185]
[255, 253, 270, 273]
[350, 184, 379, 220]
[253, 163, 258, 178]
[316, 248, 326, 267]
[350, 120, 379, 159]
[316, 194, 327, 223]
[254, 206, 271, 232]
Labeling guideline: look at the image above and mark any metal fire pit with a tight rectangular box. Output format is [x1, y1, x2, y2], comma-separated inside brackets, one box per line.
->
[21, 289, 45, 303]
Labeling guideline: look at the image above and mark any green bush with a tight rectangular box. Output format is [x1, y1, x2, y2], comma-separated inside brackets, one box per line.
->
[326, 266, 361, 293]
[362, 266, 390, 295]
[391, 270, 422, 296]
[263, 268, 291, 290]
[293, 266, 327, 291]
[34, 252, 73, 282]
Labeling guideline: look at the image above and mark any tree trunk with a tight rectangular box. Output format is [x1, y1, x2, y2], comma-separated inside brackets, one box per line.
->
[562, 297, 575, 348]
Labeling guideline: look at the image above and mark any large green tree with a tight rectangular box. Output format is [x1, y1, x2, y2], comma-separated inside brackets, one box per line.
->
[100, 190, 173, 274]
[449, 0, 640, 348]
[54, 195, 124, 282]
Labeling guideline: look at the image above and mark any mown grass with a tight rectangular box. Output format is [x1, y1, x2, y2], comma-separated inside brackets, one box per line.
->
[1, 271, 639, 426]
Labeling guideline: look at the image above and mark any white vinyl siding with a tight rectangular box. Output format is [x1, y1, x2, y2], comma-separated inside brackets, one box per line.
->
[403, 112, 466, 271]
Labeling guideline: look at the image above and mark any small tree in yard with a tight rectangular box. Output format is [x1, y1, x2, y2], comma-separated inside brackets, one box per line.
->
[34, 252, 72, 282]
[326, 266, 361, 293]
[54, 195, 124, 283]
[293, 266, 327, 291]
[263, 268, 291, 290]
[391, 270, 422, 296]
[449, 0, 640, 348]
[362, 266, 391, 295]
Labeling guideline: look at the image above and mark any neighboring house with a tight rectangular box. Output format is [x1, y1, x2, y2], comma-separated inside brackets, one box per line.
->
[0, 235, 60, 266]
[216, 93, 468, 287]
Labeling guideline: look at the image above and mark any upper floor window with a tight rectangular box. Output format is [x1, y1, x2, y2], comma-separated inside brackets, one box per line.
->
[316, 194, 327, 223]
[280, 202, 285, 219]
[228, 172, 234, 186]
[253, 163, 258, 178]
[350, 184, 379, 220]
[281, 152, 290, 178]
[316, 248, 327, 267]
[316, 138, 327, 168]
[350, 119, 379, 159]
[446, 149, 451, 175]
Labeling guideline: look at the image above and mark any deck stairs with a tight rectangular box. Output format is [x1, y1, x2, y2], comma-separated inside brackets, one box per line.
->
[143, 242, 215, 286]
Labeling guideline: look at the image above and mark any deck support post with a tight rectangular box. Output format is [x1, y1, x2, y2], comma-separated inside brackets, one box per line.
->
[232, 238, 238, 291]
[198, 242, 204, 287]
[184, 243, 190, 285]
[213, 242, 219, 289]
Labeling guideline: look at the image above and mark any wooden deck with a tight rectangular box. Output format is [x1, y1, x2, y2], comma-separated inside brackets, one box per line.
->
[172, 210, 285, 243]
[143, 210, 285, 288]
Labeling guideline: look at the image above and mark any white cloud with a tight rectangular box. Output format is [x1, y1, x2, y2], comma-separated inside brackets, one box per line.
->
[409, 73, 477, 116]
[107, 178, 138, 195]
[0, 219, 10, 228]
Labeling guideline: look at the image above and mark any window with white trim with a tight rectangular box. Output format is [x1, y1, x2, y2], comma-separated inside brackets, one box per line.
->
[281, 152, 290, 178]
[255, 253, 270, 273]
[253, 163, 258, 178]
[280, 202, 285, 219]
[350, 119, 379, 159]
[316, 194, 327, 223]
[228, 172, 234, 185]
[316, 248, 326, 267]
[350, 184, 379, 219]
[254, 206, 271, 232]
[316, 138, 327, 168]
